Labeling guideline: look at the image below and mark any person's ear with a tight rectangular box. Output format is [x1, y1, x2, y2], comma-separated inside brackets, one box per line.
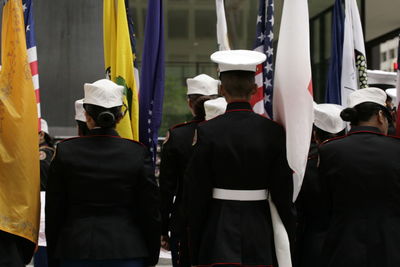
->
[218, 84, 226, 96]
[377, 110, 387, 125]
[187, 98, 193, 109]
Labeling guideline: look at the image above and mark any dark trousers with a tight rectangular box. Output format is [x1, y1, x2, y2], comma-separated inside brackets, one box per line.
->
[0, 231, 26, 267]
[170, 233, 190, 267]
[60, 258, 144, 267]
[34, 246, 48, 267]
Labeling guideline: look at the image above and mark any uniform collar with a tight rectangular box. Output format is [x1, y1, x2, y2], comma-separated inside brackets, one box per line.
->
[88, 127, 119, 137]
[226, 101, 252, 112]
[348, 126, 383, 135]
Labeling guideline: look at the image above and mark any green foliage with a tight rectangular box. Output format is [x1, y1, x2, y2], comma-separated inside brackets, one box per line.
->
[158, 75, 192, 137]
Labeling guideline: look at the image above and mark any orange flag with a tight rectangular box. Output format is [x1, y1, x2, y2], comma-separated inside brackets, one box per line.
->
[0, 0, 40, 245]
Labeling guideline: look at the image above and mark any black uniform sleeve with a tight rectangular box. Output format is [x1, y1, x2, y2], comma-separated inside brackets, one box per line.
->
[183, 128, 213, 265]
[269, 133, 296, 252]
[40, 147, 55, 191]
[159, 130, 179, 235]
[137, 149, 162, 266]
[45, 147, 67, 267]
[317, 145, 333, 229]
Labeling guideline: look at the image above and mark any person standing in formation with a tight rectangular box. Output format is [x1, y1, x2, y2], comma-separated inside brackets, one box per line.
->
[35, 118, 56, 267]
[319, 87, 400, 267]
[296, 103, 345, 267]
[159, 74, 218, 267]
[185, 50, 296, 267]
[45, 79, 160, 267]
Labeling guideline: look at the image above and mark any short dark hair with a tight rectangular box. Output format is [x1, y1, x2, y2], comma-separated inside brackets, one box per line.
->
[314, 126, 345, 143]
[76, 120, 90, 136]
[340, 102, 392, 125]
[219, 71, 255, 98]
[187, 94, 217, 120]
[83, 104, 123, 128]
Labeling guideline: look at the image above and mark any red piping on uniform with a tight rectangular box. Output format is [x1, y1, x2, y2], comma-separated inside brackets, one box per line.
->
[320, 130, 397, 147]
[226, 109, 253, 113]
[197, 263, 272, 267]
[171, 120, 203, 130]
[228, 100, 251, 104]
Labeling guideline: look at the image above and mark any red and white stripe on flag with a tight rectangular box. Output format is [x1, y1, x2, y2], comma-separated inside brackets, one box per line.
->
[273, 0, 314, 202]
[395, 35, 400, 136]
[27, 46, 41, 130]
[251, 63, 267, 116]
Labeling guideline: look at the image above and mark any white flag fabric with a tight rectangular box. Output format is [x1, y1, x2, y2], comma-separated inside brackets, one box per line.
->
[215, 0, 231, 51]
[341, 0, 368, 105]
[273, 0, 314, 202]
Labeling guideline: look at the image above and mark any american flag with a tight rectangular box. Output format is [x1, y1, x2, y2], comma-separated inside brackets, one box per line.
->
[395, 34, 400, 136]
[23, 0, 41, 130]
[251, 0, 274, 118]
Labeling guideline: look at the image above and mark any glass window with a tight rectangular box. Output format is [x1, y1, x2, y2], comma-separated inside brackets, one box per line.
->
[389, 49, 395, 59]
[195, 10, 216, 39]
[381, 52, 387, 62]
[168, 9, 189, 39]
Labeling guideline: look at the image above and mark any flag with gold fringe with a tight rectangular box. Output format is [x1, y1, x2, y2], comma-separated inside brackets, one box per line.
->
[0, 0, 40, 246]
[103, 0, 139, 140]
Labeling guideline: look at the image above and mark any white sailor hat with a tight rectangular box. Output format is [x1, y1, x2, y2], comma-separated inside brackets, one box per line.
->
[347, 87, 387, 108]
[204, 97, 227, 120]
[313, 103, 345, 134]
[74, 99, 86, 122]
[186, 74, 219, 95]
[40, 118, 49, 134]
[386, 88, 397, 106]
[210, 50, 266, 73]
[83, 79, 124, 108]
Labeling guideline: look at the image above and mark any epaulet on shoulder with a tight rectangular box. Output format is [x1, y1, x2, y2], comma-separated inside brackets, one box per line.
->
[320, 134, 347, 146]
[119, 137, 146, 147]
[386, 134, 400, 140]
[60, 135, 145, 147]
[59, 136, 81, 143]
[199, 115, 223, 125]
[254, 113, 284, 128]
[171, 120, 201, 130]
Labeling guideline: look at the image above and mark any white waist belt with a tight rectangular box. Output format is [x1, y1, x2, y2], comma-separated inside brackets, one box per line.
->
[212, 188, 268, 201]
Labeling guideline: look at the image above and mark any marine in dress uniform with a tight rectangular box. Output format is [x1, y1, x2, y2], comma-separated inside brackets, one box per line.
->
[185, 50, 296, 267]
[35, 119, 55, 267]
[319, 88, 400, 267]
[159, 74, 219, 267]
[296, 103, 345, 267]
[0, 231, 35, 267]
[45, 79, 160, 267]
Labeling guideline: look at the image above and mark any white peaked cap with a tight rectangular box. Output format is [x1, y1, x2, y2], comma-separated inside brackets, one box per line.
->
[313, 103, 345, 134]
[386, 88, 397, 107]
[186, 74, 219, 95]
[83, 79, 124, 108]
[347, 87, 387, 108]
[210, 50, 266, 72]
[204, 97, 227, 120]
[74, 99, 86, 122]
[40, 118, 49, 134]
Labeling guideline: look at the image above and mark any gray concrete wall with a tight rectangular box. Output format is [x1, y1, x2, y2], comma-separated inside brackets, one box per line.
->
[35, 0, 104, 136]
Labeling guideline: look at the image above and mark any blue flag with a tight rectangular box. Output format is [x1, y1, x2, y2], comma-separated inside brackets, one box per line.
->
[325, 0, 344, 104]
[139, 0, 165, 164]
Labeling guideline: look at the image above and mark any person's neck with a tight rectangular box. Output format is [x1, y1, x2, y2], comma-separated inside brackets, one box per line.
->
[224, 95, 250, 103]
[357, 121, 385, 134]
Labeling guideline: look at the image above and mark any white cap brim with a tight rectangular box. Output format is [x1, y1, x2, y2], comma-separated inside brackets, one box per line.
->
[211, 50, 266, 73]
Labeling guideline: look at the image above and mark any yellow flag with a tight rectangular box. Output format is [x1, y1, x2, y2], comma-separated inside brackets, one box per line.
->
[104, 0, 139, 140]
[0, 0, 40, 244]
